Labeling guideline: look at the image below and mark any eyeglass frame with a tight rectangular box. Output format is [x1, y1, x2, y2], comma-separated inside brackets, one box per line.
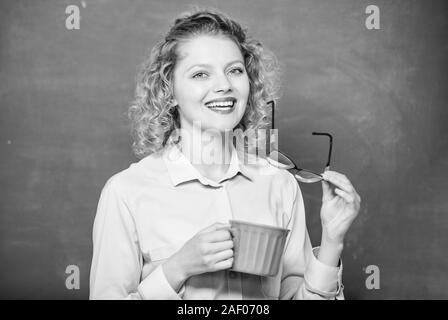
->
[267, 100, 333, 173]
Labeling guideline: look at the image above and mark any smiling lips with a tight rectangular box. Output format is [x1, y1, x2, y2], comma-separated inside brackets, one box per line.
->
[205, 98, 237, 113]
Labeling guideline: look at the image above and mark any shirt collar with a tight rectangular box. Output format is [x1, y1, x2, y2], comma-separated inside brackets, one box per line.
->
[162, 142, 254, 187]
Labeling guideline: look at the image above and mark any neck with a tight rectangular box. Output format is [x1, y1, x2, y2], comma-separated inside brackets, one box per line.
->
[178, 123, 234, 182]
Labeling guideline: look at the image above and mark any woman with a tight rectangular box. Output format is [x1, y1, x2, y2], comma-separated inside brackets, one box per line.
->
[89, 9, 361, 300]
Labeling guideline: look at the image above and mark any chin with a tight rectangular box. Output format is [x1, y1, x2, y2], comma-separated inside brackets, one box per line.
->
[204, 123, 237, 133]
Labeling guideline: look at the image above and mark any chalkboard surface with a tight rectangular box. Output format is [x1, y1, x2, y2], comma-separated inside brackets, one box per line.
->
[0, 0, 447, 299]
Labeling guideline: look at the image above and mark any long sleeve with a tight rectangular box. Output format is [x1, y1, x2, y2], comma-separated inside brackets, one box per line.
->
[279, 174, 344, 300]
[89, 177, 184, 300]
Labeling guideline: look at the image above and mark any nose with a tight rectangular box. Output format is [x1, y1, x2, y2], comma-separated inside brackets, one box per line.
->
[213, 73, 232, 93]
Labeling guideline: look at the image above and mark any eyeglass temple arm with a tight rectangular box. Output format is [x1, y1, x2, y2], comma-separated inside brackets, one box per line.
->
[312, 132, 333, 169]
[267, 100, 275, 130]
[268, 102, 333, 170]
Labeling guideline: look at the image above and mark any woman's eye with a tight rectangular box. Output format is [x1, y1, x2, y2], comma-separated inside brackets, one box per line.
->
[192, 72, 208, 79]
[229, 67, 244, 75]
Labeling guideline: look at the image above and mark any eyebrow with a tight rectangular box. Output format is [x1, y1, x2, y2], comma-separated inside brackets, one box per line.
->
[185, 60, 245, 74]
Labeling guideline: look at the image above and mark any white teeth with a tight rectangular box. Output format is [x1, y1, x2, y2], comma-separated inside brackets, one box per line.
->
[206, 100, 235, 108]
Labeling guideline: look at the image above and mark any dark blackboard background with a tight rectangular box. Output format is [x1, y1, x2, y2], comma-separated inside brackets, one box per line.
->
[1, 0, 447, 299]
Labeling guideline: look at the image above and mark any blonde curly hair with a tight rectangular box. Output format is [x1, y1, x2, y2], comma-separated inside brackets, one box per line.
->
[128, 9, 281, 159]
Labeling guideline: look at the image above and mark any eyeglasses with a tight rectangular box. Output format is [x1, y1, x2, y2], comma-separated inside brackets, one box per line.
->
[266, 100, 333, 183]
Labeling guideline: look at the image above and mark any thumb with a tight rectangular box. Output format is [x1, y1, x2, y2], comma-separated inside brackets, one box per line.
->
[200, 222, 231, 233]
[322, 179, 333, 202]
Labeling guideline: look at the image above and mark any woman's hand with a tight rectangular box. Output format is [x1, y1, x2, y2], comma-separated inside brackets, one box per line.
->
[163, 222, 234, 291]
[320, 170, 361, 245]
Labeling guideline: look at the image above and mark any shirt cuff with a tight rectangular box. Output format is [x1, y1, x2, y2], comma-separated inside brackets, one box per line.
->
[304, 247, 343, 298]
[137, 264, 185, 300]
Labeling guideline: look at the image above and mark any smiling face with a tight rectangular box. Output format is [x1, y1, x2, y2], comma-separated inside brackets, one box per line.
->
[172, 34, 250, 133]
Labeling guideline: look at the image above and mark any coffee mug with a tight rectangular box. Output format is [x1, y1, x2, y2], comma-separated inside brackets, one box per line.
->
[229, 219, 290, 276]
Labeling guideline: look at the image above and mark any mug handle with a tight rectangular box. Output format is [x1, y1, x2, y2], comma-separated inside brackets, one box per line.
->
[229, 227, 236, 239]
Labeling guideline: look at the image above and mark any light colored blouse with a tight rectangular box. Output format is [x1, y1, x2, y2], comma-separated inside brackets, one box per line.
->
[89, 142, 344, 300]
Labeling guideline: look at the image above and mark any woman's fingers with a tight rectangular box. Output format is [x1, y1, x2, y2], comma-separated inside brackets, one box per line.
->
[322, 171, 355, 194]
[321, 171, 361, 208]
[321, 179, 333, 202]
[212, 248, 234, 263]
[334, 188, 355, 204]
[213, 257, 234, 270]
[208, 240, 234, 253]
[205, 228, 233, 242]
